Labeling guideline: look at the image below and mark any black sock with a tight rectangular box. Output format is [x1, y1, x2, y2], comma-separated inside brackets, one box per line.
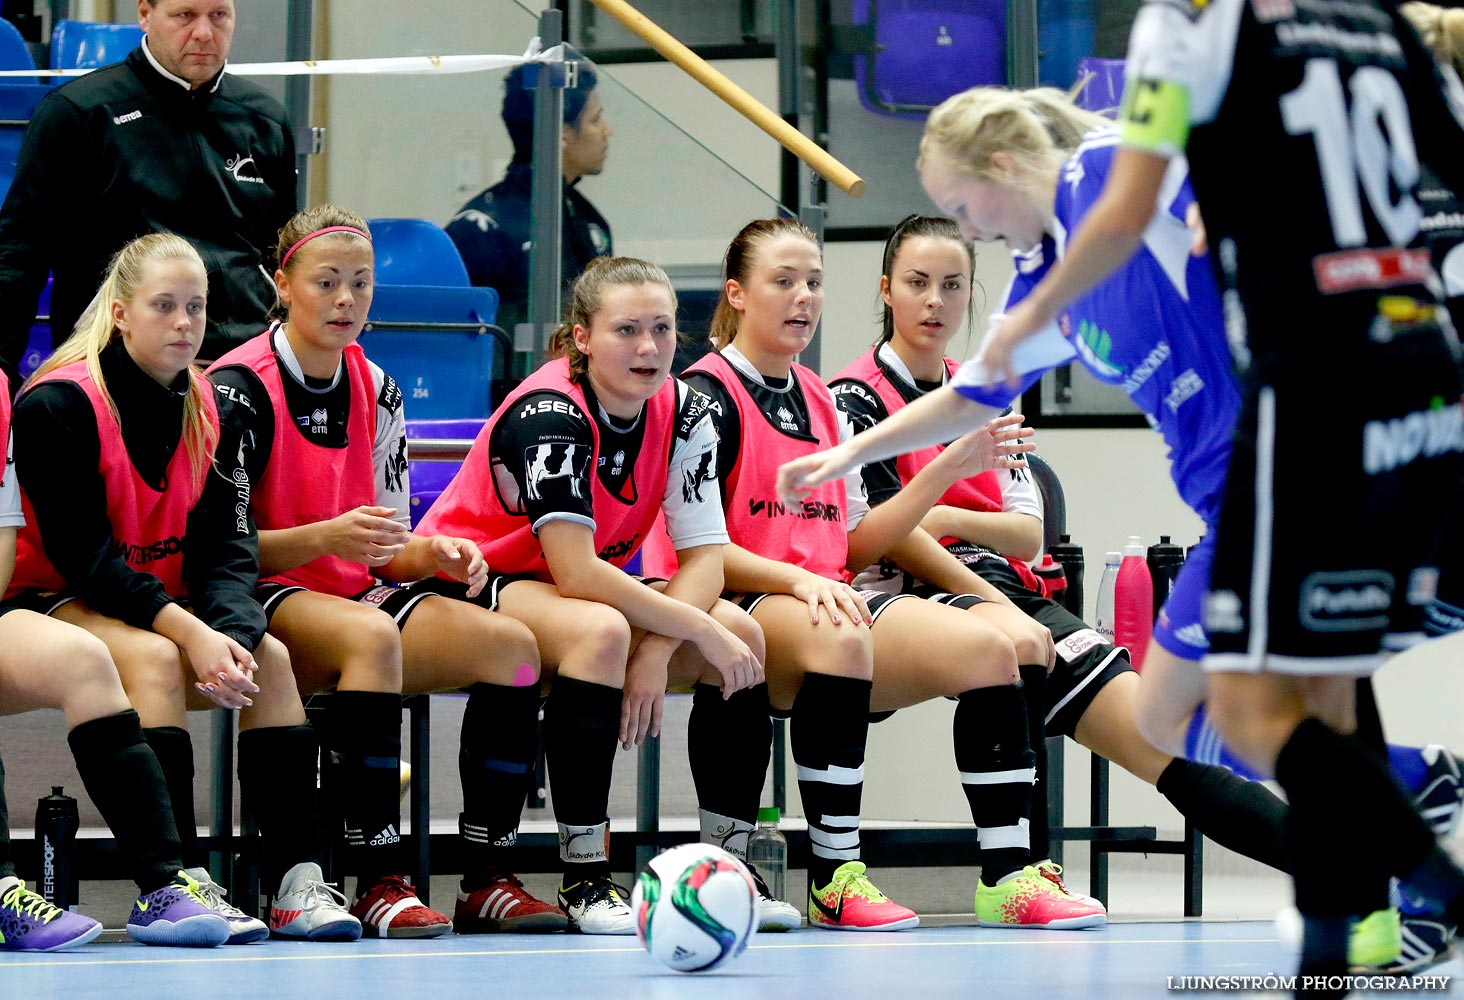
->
[1018, 664, 1049, 861]
[1157, 758, 1291, 873]
[238, 724, 322, 892]
[69, 710, 181, 893]
[955, 684, 1035, 883]
[0, 751, 13, 880]
[459, 682, 538, 885]
[1275, 719, 1415, 923]
[318, 690, 403, 895]
[144, 726, 201, 868]
[1354, 679, 1387, 762]
[791, 672, 871, 889]
[545, 676, 620, 884]
[690, 683, 771, 827]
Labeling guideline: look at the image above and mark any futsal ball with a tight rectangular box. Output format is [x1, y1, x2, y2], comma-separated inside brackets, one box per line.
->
[631, 842, 758, 973]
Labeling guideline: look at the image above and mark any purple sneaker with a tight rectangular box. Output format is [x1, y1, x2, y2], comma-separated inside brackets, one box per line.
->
[0, 876, 103, 952]
[125, 871, 231, 948]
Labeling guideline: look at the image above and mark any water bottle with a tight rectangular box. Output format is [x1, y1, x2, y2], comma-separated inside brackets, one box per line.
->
[1031, 553, 1067, 604]
[1116, 536, 1155, 672]
[745, 807, 788, 901]
[1146, 535, 1186, 620]
[35, 787, 79, 911]
[1094, 551, 1121, 644]
[1048, 534, 1086, 618]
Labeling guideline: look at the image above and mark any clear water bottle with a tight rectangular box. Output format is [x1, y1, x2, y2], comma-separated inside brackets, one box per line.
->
[745, 807, 787, 901]
[1094, 551, 1122, 644]
[1115, 536, 1154, 671]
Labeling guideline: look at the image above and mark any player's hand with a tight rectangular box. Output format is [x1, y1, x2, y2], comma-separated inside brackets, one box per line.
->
[325, 505, 409, 568]
[186, 629, 259, 710]
[983, 299, 1055, 386]
[693, 619, 763, 698]
[428, 535, 489, 597]
[776, 441, 859, 507]
[789, 570, 873, 627]
[1186, 202, 1208, 257]
[620, 646, 670, 749]
[932, 414, 1034, 481]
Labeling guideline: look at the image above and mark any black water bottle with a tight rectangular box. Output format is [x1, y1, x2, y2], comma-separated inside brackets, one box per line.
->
[35, 787, 79, 910]
[1047, 534, 1085, 619]
[1146, 535, 1187, 619]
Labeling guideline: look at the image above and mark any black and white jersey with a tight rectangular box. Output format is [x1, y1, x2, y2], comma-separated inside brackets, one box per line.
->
[685, 344, 871, 530]
[1122, 0, 1464, 367]
[211, 325, 410, 527]
[488, 378, 728, 549]
[1419, 167, 1464, 331]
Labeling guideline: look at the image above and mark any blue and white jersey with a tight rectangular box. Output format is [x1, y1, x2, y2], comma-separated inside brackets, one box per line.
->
[951, 127, 1240, 524]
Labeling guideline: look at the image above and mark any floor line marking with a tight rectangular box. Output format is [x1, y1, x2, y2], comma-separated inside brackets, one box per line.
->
[0, 935, 1283, 969]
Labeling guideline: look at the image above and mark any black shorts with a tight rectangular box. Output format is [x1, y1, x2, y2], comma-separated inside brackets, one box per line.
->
[4, 589, 80, 617]
[917, 561, 1134, 740]
[732, 587, 918, 622]
[1206, 337, 1462, 675]
[258, 580, 439, 630]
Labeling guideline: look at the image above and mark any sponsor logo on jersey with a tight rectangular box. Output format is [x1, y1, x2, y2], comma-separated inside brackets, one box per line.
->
[519, 396, 586, 421]
[1299, 571, 1394, 632]
[774, 405, 799, 432]
[113, 535, 185, 566]
[1313, 248, 1431, 295]
[1203, 590, 1245, 634]
[378, 376, 403, 415]
[1071, 319, 1125, 380]
[682, 448, 716, 504]
[112, 109, 143, 126]
[1121, 341, 1172, 395]
[1164, 368, 1204, 412]
[215, 381, 252, 410]
[226, 154, 266, 185]
[747, 497, 843, 522]
[1362, 399, 1463, 476]
[301, 408, 329, 435]
[598, 536, 640, 561]
[523, 443, 590, 501]
[232, 468, 251, 534]
[610, 449, 626, 476]
[1275, 22, 1401, 59]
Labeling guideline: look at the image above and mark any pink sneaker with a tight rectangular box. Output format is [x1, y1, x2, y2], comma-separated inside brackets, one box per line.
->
[807, 862, 918, 932]
[976, 865, 1106, 929]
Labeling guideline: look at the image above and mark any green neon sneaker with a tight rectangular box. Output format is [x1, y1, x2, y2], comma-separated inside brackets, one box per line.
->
[1348, 908, 1403, 971]
[976, 865, 1106, 929]
[807, 861, 918, 931]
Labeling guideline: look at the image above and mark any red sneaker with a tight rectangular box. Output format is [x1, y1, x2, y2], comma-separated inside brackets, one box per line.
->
[454, 870, 567, 934]
[349, 876, 453, 939]
[807, 862, 919, 932]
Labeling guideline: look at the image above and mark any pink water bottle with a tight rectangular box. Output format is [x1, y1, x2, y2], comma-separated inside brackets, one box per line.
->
[1115, 535, 1154, 672]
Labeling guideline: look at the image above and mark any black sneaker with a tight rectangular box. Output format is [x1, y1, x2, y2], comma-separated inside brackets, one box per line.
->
[1415, 746, 1464, 839]
[557, 875, 633, 935]
[1375, 917, 1457, 975]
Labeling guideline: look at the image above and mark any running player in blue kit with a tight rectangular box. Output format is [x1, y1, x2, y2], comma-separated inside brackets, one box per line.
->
[783, 2, 1464, 990]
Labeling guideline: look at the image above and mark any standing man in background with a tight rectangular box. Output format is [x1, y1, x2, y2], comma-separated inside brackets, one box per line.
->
[0, 0, 296, 383]
[447, 57, 613, 337]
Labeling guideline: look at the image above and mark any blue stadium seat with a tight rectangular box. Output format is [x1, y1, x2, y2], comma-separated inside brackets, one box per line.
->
[0, 82, 48, 205]
[358, 283, 503, 420]
[0, 17, 35, 72]
[1036, 0, 1096, 89]
[1074, 56, 1124, 114]
[403, 418, 484, 528]
[50, 20, 142, 70]
[852, 0, 1005, 119]
[367, 218, 472, 287]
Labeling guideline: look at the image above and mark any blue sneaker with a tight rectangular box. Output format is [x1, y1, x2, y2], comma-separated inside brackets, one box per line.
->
[0, 876, 103, 952]
[125, 871, 231, 948]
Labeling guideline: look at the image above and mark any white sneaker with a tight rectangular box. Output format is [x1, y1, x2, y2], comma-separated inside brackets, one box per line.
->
[557, 874, 634, 935]
[270, 862, 363, 942]
[748, 864, 800, 931]
[183, 867, 269, 944]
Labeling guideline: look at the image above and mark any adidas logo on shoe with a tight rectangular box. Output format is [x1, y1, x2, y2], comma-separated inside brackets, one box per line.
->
[369, 825, 401, 847]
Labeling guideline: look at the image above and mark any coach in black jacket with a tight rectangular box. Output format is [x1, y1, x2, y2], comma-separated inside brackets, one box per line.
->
[0, 0, 296, 383]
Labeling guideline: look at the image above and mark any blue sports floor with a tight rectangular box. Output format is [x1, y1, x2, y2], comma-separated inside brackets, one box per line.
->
[8, 920, 1448, 1000]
